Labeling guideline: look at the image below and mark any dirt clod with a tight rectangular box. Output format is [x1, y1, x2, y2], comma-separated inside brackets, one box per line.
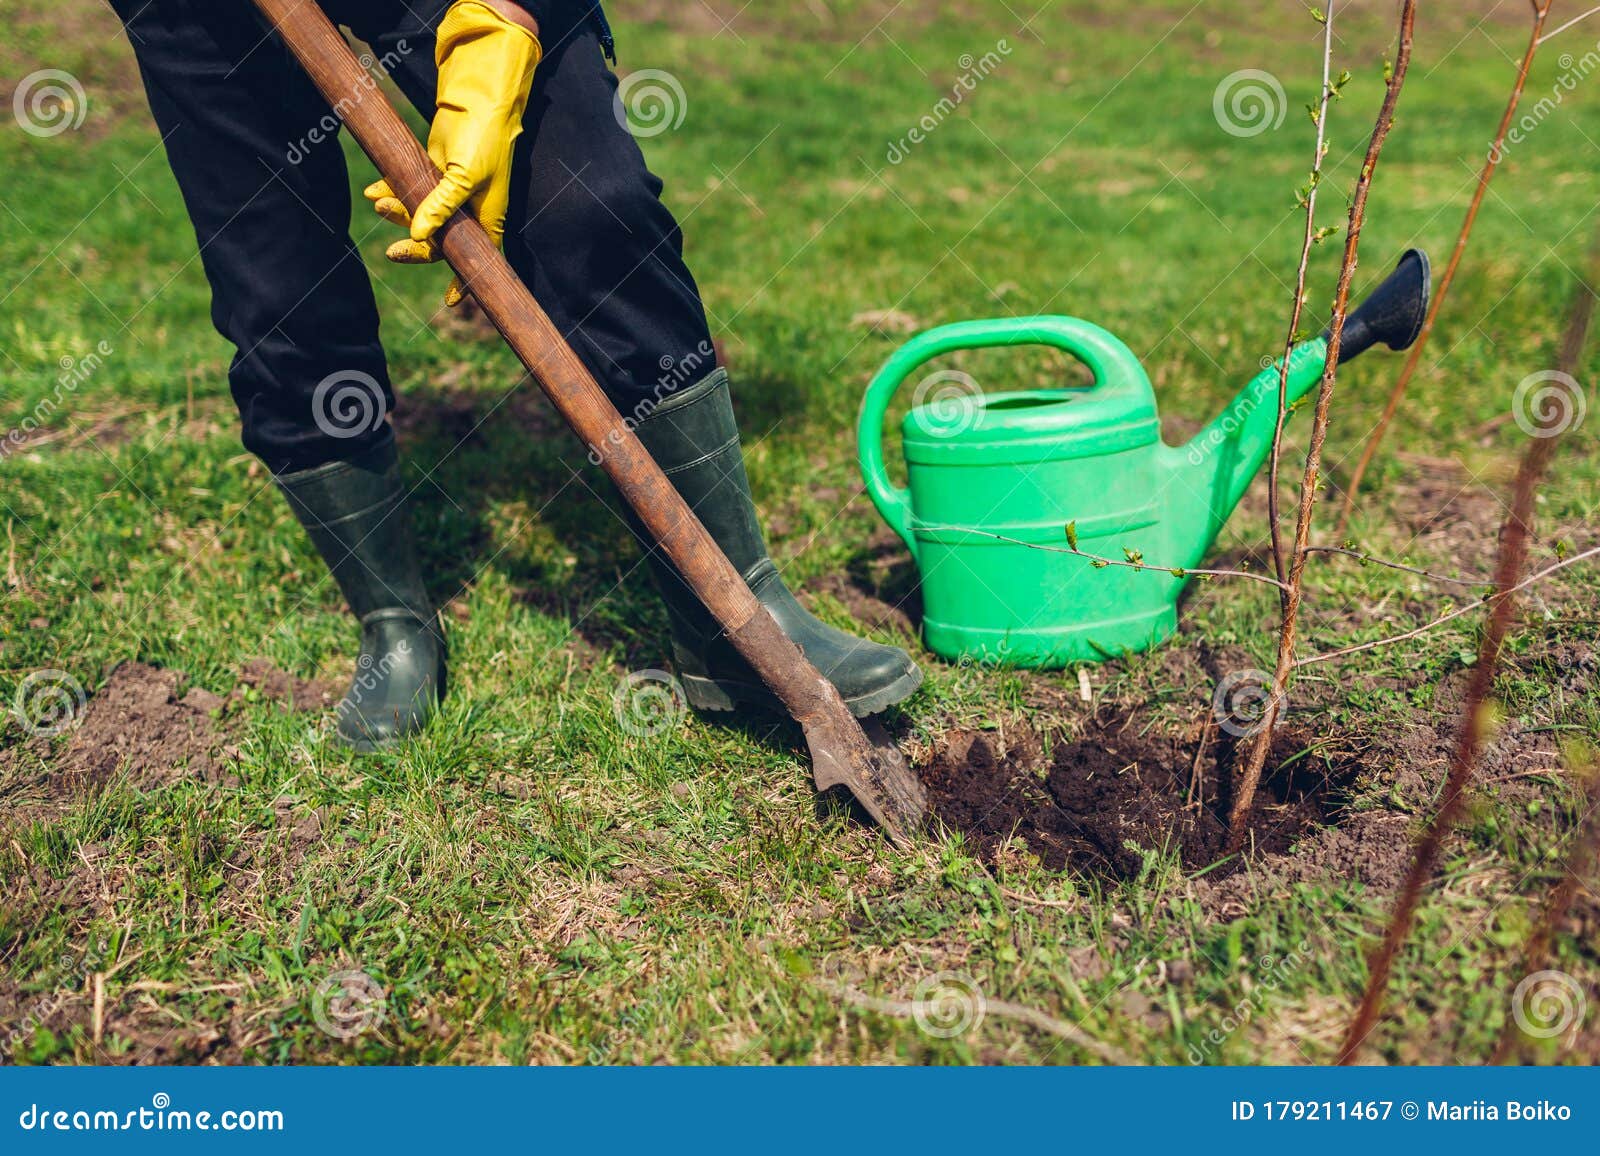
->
[234, 658, 338, 711]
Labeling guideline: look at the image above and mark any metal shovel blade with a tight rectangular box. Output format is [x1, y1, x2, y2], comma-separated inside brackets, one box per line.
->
[806, 713, 927, 846]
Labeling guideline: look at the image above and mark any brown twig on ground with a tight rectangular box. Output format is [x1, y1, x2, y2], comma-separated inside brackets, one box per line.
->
[1334, 1, 1558, 537]
[816, 977, 1131, 1064]
[1490, 755, 1600, 1065]
[1226, 0, 1419, 853]
[1188, 712, 1216, 811]
[999, 885, 1081, 912]
[1269, 0, 1341, 594]
[1335, 224, 1599, 1066]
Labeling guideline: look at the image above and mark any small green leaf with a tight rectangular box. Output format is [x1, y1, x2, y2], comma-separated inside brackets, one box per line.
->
[776, 946, 813, 977]
[1065, 520, 1079, 551]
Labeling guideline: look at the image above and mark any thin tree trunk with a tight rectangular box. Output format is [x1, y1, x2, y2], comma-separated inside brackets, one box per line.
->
[1225, 0, 1419, 852]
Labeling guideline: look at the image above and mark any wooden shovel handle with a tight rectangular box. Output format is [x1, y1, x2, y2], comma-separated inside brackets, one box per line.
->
[251, 0, 843, 726]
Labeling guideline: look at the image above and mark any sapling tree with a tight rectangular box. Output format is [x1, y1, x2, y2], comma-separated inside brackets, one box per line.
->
[1226, 0, 1420, 852]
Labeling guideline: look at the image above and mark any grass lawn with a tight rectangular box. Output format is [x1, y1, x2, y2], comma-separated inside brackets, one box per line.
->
[1, 0, 1597, 1064]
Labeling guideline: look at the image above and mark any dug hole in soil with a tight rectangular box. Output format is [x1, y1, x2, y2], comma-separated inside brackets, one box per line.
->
[920, 710, 1364, 883]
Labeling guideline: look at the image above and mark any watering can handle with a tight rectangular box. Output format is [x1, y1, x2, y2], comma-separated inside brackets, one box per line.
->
[856, 315, 1150, 558]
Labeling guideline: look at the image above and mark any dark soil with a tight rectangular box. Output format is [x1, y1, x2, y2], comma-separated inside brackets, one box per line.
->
[1, 659, 342, 833]
[921, 711, 1362, 881]
[234, 657, 340, 713]
[57, 661, 229, 790]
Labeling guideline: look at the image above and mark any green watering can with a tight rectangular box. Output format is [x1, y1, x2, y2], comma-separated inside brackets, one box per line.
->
[857, 249, 1430, 668]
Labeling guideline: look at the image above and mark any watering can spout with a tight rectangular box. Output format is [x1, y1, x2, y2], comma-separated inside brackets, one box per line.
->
[1170, 249, 1431, 559]
[1325, 247, 1431, 363]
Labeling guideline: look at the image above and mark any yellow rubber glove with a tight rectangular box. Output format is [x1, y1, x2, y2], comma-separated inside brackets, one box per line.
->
[364, 0, 540, 306]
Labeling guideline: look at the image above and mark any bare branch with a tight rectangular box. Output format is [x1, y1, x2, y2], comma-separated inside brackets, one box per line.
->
[1336, 221, 1600, 1066]
[1539, 3, 1600, 43]
[1269, 0, 1340, 595]
[1302, 545, 1488, 587]
[1294, 545, 1600, 668]
[1335, 1, 1557, 536]
[1228, 0, 1420, 853]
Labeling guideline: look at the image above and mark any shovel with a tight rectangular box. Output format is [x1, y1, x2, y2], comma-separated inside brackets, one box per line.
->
[251, 0, 926, 843]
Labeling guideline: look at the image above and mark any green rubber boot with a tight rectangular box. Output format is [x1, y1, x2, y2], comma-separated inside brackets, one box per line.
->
[632, 368, 922, 717]
[275, 432, 446, 751]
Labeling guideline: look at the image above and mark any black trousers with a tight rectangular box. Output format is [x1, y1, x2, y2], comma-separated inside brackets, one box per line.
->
[109, 0, 714, 473]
